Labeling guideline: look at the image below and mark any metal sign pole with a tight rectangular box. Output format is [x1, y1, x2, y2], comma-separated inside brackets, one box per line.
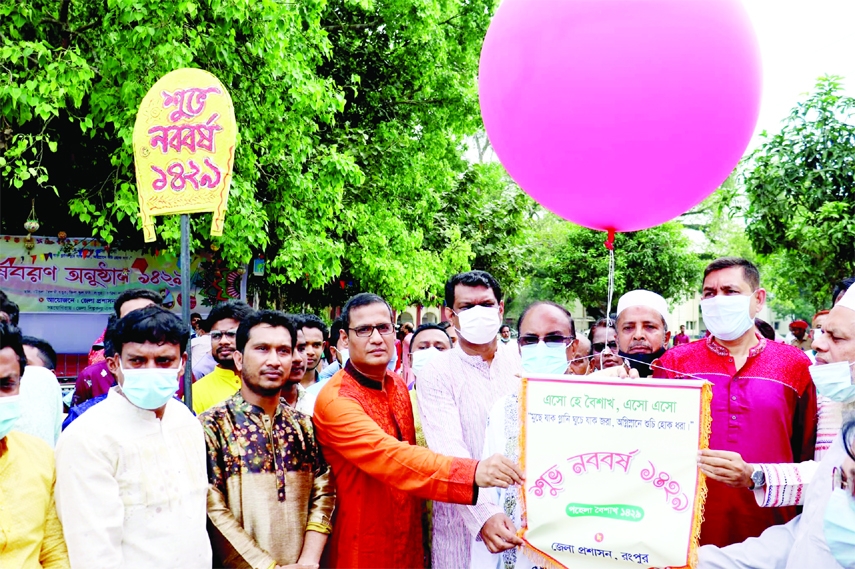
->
[181, 214, 194, 411]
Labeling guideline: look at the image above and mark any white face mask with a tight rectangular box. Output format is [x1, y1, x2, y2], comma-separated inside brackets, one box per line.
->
[701, 294, 755, 341]
[411, 347, 441, 377]
[809, 360, 855, 402]
[338, 348, 349, 367]
[455, 305, 502, 345]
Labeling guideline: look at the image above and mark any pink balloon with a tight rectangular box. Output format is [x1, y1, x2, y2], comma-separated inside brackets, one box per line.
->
[479, 0, 761, 232]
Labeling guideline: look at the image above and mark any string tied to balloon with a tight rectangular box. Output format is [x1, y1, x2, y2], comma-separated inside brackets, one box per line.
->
[603, 229, 616, 330]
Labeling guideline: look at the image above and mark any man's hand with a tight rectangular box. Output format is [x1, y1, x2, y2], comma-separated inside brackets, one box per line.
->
[476, 454, 524, 488]
[697, 449, 753, 488]
[480, 513, 524, 553]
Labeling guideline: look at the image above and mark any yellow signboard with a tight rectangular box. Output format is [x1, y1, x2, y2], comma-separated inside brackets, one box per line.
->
[132, 68, 237, 242]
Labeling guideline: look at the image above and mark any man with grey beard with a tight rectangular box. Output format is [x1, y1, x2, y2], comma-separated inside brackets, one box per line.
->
[698, 284, 855, 569]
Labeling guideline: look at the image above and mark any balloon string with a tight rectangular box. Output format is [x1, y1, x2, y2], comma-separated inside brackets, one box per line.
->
[604, 238, 616, 327]
[618, 354, 711, 383]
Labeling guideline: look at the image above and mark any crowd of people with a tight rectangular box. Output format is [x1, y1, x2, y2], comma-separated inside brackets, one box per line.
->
[1, 255, 855, 569]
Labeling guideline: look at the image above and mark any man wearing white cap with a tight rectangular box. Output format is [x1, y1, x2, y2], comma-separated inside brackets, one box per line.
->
[654, 257, 817, 548]
[697, 282, 855, 569]
[614, 289, 671, 377]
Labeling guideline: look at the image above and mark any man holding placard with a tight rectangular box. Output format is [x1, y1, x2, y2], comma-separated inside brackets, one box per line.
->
[312, 292, 523, 569]
[472, 300, 713, 569]
[698, 283, 855, 569]
[655, 257, 817, 547]
[416, 271, 524, 569]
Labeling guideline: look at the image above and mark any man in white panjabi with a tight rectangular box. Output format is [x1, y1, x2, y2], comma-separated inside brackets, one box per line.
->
[471, 300, 637, 569]
[55, 306, 211, 569]
[697, 284, 855, 569]
[417, 270, 523, 569]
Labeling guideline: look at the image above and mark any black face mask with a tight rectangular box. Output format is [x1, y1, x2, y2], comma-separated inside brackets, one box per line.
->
[619, 347, 666, 378]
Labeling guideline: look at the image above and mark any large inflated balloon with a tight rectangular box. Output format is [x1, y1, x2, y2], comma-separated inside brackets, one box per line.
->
[479, 0, 761, 232]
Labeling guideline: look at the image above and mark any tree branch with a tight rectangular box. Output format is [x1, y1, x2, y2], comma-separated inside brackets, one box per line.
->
[59, 0, 70, 24]
[324, 21, 381, 32]
[391, 99, 444, 106]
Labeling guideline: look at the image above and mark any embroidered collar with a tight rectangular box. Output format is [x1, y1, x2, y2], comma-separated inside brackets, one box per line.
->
[705, 332, 766, 358]
[231, 391, 286, 418]
[345, 359, 386, 391]
[452, 343, 495, 370]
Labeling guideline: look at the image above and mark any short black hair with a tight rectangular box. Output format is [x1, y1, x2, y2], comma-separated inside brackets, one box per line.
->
[832, 277, 855, 307]
[190, 312, 202, 320]
[0, 321, 26, 376]
[444, 270, 503, 309]
[587, 318, 615, 346]
[754, 318, 776, 341]
[341, 293, 393, 329]
[843, 419, 855, 463]
[21, 336, 57, 371]
[330, 317, 345, 345]
[298, 313, 329, 340]
[409, 323, 451, 352]
[516, 301, 576, 339]
[113, 305, 190, 355]
[103, 315, 118, 358]
[206, 301, 255, 330]
[236, 310, 297, 352]
[0, 291, 20, 325]
[499, 324, 510, 333]
[114, 288, 162, 318]
[703, 257, 760, 291]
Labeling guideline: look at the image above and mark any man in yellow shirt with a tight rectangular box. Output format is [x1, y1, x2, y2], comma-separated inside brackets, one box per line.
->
[0, 321, 69, 569]
[192, 301, 255, 415]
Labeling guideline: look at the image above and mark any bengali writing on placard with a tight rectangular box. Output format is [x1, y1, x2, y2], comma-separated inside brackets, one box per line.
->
[532, 393, 694, 433]
[521, 377, 709, 569]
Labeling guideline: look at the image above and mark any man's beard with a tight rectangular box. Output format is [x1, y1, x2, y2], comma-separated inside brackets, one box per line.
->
[214, 351, 236, 369]
[619, 347, 667, 378]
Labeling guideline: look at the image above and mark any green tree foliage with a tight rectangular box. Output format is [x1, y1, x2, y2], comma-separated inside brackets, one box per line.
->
[1, 0, 529, 310]
[531, 218, 700, 313]
[742, 76, 855, 310]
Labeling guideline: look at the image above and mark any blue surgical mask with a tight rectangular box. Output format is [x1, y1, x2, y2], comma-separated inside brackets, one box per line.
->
[0, 395, 21, 440]
[824, 487, 855, 567]
[521, 342, 569, 375]
[120, 364, 180, 410]
[809, 361, 855, 403]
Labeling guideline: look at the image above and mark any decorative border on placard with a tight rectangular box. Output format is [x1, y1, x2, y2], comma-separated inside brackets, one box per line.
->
[516, 377, 713, 569]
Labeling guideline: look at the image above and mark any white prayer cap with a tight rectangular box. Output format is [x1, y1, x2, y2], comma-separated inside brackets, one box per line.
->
[616, 290, 670, 323]
[836, 286, 855, 313]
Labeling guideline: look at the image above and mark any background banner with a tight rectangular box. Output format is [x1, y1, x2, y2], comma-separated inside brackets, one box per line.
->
[0, 235, 205, 313]
[520, 375, 712, 569]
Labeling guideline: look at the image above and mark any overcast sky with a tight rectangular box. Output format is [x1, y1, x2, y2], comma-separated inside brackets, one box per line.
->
[742, 0, 855, 146]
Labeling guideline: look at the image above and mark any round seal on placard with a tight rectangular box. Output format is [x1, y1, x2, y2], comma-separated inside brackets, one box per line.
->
[594, 533, 604, 543]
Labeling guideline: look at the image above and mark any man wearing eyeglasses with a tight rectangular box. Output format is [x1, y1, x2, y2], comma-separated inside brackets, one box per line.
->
[588, 317, 625, 372]
[696, 283, 855, 569]
[471, 301, 638, 569]
[192, 301, 255, 415]
[415, 270, 524, 569]
[313, 292, 523, 569]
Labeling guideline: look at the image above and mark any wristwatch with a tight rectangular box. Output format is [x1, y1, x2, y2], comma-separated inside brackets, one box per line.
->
[749, 465, 766, 490]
